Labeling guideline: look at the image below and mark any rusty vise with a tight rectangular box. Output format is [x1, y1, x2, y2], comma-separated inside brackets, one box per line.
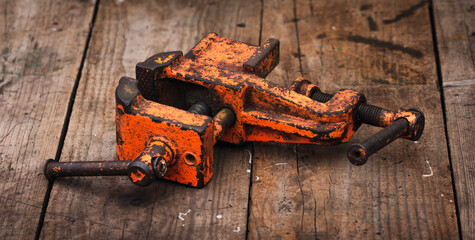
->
[44, 33, 425, 187]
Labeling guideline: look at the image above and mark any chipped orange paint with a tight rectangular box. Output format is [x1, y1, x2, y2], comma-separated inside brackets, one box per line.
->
[290, 78, 320, 97]
[129, 170, 145, 183]
[115, 33, 422, 187]
[394, 109, 423, 139]
[116, 98, 215, 187]
[155, 54, 174, 64]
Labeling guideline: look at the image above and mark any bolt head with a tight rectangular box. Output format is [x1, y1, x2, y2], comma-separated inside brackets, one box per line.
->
[153, 157, 167, 178]
[347, 144, 368, 166]
[158, 158, 167, 177]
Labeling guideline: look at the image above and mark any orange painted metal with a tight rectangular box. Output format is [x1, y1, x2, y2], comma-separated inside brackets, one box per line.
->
[44, 33, 424, 187]
[116, 33, 360, 187]
[112, 33, 424, 187]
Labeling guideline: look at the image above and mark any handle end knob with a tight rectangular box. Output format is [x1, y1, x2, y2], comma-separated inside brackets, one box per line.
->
[44, 159, 56, 181]
[347, 144, 369, 166]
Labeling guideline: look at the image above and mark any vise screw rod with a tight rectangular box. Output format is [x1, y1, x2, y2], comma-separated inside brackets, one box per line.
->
[311, 91, 394, 128]
[311, 91, 423, 165]
[44, 102, 235, 186]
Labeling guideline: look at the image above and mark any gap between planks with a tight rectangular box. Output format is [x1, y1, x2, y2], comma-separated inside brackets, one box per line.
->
[245, 2, 264, 238]
[34, 0, 101, 239]
[428, 0, 462, 239]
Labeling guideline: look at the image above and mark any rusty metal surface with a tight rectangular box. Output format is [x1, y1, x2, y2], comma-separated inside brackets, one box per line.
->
[347, 118, 410, 165]
[44, 33, 425, 187]
[126, 139, 174, 186]
[44, 159, 130, 181]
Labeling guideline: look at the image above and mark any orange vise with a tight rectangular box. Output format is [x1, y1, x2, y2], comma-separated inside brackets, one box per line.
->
[44, 33, 425, 187]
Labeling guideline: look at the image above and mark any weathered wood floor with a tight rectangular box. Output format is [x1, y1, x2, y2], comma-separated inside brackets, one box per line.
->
[1, 0, 473, 239]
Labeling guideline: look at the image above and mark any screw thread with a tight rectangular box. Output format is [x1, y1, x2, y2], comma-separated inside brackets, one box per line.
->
[188, 101, 211, 116]
[310, 91, 392, 127]
[357, 104, 389, 126]
[310, 91, 333, 103]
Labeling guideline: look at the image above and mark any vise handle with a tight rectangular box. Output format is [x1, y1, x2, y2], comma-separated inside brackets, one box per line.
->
[44, 102, 235, 186]
[310, 91, 424, 165]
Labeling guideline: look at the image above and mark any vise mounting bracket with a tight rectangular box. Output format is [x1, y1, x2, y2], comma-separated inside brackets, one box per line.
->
[45, 33, 424, 187]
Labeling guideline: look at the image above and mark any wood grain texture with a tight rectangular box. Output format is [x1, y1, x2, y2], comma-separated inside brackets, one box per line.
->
[444, 85, 475, 240]
[258, 0, 301, 87]
[0, 0, 94, 238]
[433, 0, 475, 84]
[434, 0, 475, 238]
[40, 0, 260, 238]
[248, 0, 459, 238]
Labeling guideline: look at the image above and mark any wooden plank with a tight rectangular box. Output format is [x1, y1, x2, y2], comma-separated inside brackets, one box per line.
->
[444, 85, 475, 240]
[433, 0, 475, 84]
[434, 0, 475, 238]
[258, 0, 301, 86]
[40, 0, 260, 238]
[0, 0, 95, 238]
[248, 0, 459, 238]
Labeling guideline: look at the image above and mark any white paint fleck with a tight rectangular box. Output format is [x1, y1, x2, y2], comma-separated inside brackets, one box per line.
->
[441, 194, 444, 197]
[182, 224, 185, 227]
[51, 28, 58, 32]
[443, 79, 475, 87]
[93, 134, 96, 137]
[116, 0, 124, 3]
[275, 163, 288, 166]
[256, 176, 260, 181]
[332, 26, 336, 30]
[246, 169, 251, 173]
[450, 200, 453, 202]
[178, 209, 191, 221]
[246, 149, 252, 164]
[216, 214, 222, 219]
[414, 141, 418, 144]
[233, 226, 241, 232]
[422, 160, 433, 177]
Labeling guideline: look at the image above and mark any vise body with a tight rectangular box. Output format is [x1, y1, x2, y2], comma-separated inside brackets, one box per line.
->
[45, 33, 424, 187]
